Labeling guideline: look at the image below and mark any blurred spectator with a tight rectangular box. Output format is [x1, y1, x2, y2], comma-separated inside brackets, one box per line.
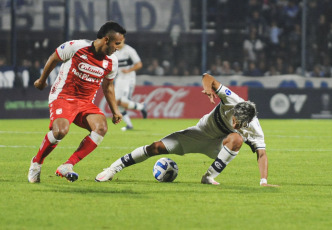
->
[311, 64, 325, 77]
[258, 60, 267, 74]
[265, 65, 280, 76]
[268, 20, 282, 59]
[243, 27, 265, 68]
[282, 0, 300, 35]
[321, 56, 332, 77]
[275, 57, 286, 74]
[243, 61, 263, 76]
[207, 63, 220, 76]
[171, 66, 179, 76]
[247, 10, 267, 37]
[29, 60, 42, 86]
[214, 56, 223, 74]
[162, 60, 172, 76]
[0, 55, 8, 69]
[191, 66, 200, 76]
[232, 62, 243, 75]
[220, 61, 234, 76]
[316, 14, 329, 55]
[177, 60, 189, 76]
[247, 0, 261, 15]
[145, 58, 164, 76]
[285, 64, 296, 75]
[328, 23, 332, 59]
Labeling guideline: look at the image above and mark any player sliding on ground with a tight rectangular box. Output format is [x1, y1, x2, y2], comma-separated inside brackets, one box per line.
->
[96, 73, 278, 186]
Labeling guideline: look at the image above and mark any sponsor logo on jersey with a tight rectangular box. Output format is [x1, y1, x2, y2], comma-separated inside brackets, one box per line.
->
[103, 60, 109, 68]
[69, 41, 74, 45]
[80, 54, 88, 60]
[78, 63, 104, 77]
[225, 89, 232, 96]
[56, 108, 62, 115]
[72, 68, 100, 83]
[60, 43, 66, 49]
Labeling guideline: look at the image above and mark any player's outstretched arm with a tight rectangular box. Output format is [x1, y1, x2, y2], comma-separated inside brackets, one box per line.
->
[256, 149, 279, 187]
[34, 52, 61, 90]
[102, 79, 122, 124]
[201, 73, 221, 104]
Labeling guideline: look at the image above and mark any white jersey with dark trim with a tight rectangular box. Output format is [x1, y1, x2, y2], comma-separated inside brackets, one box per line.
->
[115, 44, 141, 81]
[49, 39, 118, 103]
[197, 84, 266, 152]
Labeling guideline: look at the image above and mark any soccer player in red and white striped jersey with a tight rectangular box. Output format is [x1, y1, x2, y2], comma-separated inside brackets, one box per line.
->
[28, 21, 126, 183]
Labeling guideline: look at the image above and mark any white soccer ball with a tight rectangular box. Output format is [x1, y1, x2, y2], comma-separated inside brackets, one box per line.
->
[153, 158, 178, 182]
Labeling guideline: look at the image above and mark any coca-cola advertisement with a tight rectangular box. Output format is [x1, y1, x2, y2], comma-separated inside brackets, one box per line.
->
[94, 86, 248, 119]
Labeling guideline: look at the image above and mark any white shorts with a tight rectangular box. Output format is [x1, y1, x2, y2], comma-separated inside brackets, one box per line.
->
[114, 76, 136, 100]
[161, 126, 228, 159]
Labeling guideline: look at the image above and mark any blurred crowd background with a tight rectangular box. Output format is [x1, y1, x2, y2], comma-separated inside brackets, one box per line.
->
[1, 0, 332, 88]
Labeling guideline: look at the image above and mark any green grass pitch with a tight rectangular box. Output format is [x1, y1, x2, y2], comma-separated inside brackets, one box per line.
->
[0, 118, 331, 230]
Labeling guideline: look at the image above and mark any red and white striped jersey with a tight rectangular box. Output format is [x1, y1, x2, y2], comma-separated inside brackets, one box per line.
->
[49, 39, 118, 103]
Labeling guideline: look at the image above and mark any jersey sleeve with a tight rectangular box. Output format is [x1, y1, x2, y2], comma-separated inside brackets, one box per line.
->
[215, 84, 244, 106]
[129, 46, 141, 64]
[243, 117, 266, 153]
[55, 40, 83, 62]
[105, 54, 119, 80]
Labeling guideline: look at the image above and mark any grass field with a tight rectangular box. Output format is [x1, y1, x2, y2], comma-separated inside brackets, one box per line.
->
[0, 118, 331, 230]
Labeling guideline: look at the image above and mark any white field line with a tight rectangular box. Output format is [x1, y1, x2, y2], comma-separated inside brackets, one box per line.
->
[0, 145, 135, 150]
[0, 131, 165, 136]
[0, 130, 329, 139]
[0, 145, 331, 152]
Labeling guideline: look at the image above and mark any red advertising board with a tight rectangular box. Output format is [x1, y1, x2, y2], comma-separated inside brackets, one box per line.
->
[94, 86, 248, 119]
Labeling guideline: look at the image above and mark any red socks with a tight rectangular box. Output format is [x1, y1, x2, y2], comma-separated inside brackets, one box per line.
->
[33, 133, 58, 164]
[33, 131, 101, 165]
[65, 136, 97, 165]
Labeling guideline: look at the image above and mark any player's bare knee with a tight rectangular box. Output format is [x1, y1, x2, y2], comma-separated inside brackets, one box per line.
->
[94, 125, 108, 136]
[224, 133, 243, 151]
[147, 141, 167, 155]
[52, 127, 69, 140]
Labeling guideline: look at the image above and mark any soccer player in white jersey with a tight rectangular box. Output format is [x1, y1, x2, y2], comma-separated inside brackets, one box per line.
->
[96, 73, 278, 187]
[114, 38, 147, 131]
[28, 21, 126, 183]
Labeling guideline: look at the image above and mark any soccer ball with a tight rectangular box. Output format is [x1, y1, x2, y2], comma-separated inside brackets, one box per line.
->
[153, 158, 178, 182]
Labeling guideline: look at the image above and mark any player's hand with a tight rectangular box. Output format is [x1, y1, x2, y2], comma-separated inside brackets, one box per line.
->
[34, 78, 48, 90]
[260, 183, 279, 187]
[121, 69, 130, 74]
[202, 89, 218, 104]
[112, 113, 122, 125]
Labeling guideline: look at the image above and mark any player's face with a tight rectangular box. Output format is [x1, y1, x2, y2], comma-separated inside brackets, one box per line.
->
[232, 116, 242, 129]
[104, 33, 124, 56]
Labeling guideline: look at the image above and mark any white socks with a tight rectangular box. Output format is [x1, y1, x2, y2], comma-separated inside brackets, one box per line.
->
[47, 131, 60, 144]
[110, 146, 150, 172]
[206, 146, 239, 178]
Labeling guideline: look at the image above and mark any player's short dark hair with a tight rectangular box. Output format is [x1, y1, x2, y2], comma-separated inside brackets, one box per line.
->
[233, 101, 257, 128]
[97, 21, 126, 39]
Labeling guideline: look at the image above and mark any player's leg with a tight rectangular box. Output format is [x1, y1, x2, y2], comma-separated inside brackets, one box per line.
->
[95, 127, 207, 182]
[120, 109, 134, 131]
[95, 141, 168, 182]
[201, 133, 243, 185]
[119, 97, 147, 119]
[56, 113, 106, 182]
[28, 118, 69, 183]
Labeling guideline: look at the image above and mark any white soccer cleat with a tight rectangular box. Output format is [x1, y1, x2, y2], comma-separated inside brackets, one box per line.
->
[55, 164, 79, 182]
[28, 157, 42, 183]
[95, 167, 116, 182]
[201, 173, 220, 185]
[121, 126, 133, 131]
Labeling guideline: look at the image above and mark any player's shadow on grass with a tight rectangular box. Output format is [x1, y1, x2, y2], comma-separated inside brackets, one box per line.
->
[32, 184, 143, 195]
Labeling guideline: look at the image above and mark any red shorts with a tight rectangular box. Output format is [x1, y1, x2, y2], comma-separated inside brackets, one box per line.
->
[49, 99, 104, 130]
